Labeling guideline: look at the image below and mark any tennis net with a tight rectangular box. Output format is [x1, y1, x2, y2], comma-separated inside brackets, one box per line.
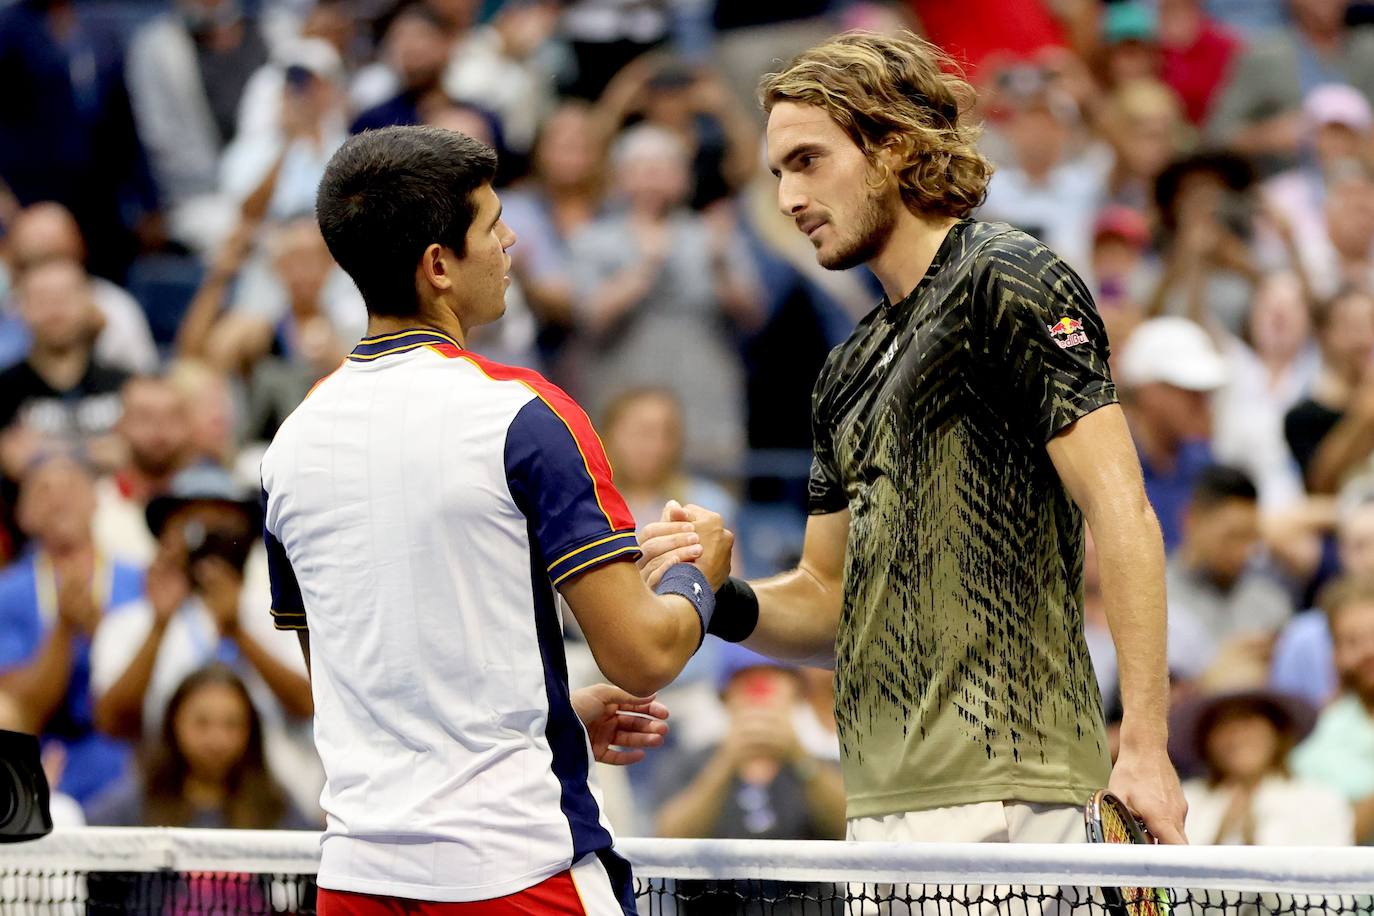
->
[3, 827, 1372, 915]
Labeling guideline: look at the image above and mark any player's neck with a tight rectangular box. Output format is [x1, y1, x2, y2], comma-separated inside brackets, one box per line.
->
[366, 312, 468, 347]
[867, 211, 959, 304]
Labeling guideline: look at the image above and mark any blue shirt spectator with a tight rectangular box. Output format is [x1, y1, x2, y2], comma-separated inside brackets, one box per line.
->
[0, 453, 143, 805]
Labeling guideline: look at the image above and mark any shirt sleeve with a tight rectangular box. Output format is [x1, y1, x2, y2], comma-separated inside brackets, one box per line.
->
[504, 393, 642, 588]
[260, 486, 306, 631]
[976, 234, 1119, 444]
[807, 349, 848, 516]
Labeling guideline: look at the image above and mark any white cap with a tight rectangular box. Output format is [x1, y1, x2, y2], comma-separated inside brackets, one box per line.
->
[279, 38, 344, 84]
[1304, 83, 1372, 132]
[1117, 317, 1228, 391]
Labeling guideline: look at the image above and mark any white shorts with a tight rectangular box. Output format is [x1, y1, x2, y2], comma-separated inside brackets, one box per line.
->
[847, 800, 1086, 844]
[845, 802, 1087, 916]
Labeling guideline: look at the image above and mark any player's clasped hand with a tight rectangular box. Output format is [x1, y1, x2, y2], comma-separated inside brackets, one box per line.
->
[638, 499, 733, 589]
[571, 684, 671, 767]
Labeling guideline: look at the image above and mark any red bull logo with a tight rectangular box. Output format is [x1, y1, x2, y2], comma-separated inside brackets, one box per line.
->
[1046, 316, 1089, 349]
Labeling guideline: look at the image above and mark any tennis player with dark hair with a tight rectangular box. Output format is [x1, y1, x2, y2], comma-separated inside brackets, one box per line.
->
[643, 31, 1187, 845]
[261, 125, 733, 914]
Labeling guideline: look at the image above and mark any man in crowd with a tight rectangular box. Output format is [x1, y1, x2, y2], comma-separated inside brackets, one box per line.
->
[0, 454, 144, 806]
[1117, 317, 1230, 550]
[2, 202, 158, 374]
[89, 463, 320, 817]
[1167, 466, 1295, 681]
[92, 376, 195, 567]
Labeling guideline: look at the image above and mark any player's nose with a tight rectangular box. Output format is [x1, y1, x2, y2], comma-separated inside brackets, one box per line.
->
[776, 175, 808, 217]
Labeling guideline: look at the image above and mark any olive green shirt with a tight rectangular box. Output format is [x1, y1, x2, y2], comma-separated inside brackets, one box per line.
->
[808, 221, 1113, 818]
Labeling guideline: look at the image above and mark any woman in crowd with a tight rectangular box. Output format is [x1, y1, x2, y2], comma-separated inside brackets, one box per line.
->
[88, 664, 313, 829]
[1175, 689, 1351, 845]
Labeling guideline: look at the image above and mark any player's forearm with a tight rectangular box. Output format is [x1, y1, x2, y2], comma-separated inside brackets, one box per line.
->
[94, 623, 166, 738]
[654, 751, 736, 838]
[1306, 415, 1374, 494]
[0, 622, 77, 731]
[233, 628, 314, 719]
[1090, 497, 1170, 750]
[744, 566, 842, 665]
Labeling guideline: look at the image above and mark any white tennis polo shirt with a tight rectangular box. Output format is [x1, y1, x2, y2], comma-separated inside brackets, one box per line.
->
[259, 328, 642, 902]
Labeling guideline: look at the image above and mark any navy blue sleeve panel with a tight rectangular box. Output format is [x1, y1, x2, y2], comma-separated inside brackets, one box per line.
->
[261, 486, 307, 631]
[503, 396, 643, 588]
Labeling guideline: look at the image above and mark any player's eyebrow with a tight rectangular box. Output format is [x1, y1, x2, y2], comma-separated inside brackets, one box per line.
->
[489, 204, 503, 230]
[769, 143, 825, 178]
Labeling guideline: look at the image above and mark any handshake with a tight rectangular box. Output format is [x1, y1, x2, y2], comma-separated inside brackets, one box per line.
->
[637, 499, 734, 592]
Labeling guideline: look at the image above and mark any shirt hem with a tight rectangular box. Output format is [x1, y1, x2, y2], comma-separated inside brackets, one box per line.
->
[316, 862, 569, 904]
[845, 780, 1103, 820]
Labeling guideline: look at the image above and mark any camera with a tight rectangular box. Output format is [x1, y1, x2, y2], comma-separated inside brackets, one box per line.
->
[183, 519, 255, 575]
[0, 730, 52, 843]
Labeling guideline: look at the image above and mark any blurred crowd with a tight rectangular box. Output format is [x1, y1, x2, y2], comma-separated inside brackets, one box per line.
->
[4, 0, 1374, 850]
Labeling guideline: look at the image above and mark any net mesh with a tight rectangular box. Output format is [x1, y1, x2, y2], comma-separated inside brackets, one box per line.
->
[3, 829, 1372, 916]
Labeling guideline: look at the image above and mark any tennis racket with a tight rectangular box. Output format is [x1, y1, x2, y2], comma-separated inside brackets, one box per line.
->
[1083, 790, 1172, 916]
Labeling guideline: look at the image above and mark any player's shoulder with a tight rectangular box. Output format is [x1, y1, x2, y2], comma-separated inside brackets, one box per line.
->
[963, 220, 1064, 274]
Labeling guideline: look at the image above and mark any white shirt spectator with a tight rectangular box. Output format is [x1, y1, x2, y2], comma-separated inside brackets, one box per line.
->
[1183, 774, 1354, 845]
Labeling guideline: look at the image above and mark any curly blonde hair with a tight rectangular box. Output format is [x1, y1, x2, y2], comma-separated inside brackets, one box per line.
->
[758, 31, 993, 219]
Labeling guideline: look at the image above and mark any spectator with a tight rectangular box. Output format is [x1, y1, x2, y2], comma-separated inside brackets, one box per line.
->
[126, 0, 273, 254]
[1291, 576, 1374, 841]
[1097, 78, 1191, 217]
[168, 360, 242, 473]
[349, 5, 455, 134]
[1118, 317, 1229, 549]
[1271, 495, 1374, 708]
[569, 125, 762, 472]
[1206, 0, 1374, 171]
[1174, 690, 1352, 844]
[654, 645, 846, 841]
[1088, 206, 1154, 344]
[0, 260, 129, 482]
[89, 663, 312, 828]
[441, 0, 561, 155]
[90, 462, 309, 737]
[0, 0, 159, 281]
[1167, 465, 1295, 681]
[1284, 286, 1374, 494]
[1213, 271, 1319, 511]
[978, 65, 1103, 271]
[601, 387, 737, 528]
[220, 39, 350, 226]
[501, 102, 610, 363]
[557, 0, 671, 101]
[2, 202, 158, 375]
[1261, 84, 1373, 269]
[1158, 0, 1246, 126]
[0, 454, 143, 807]
[1098, 1, 1162, 90]
[88, 463, 319, 817]
[92, 377, 195, 568]
[595, 55, 761, 210]
[1147, 151, 1260, 335]
[235, 2, 360, 143]
[1298, 165, 1374, 300]
[179, 218, 354, 441]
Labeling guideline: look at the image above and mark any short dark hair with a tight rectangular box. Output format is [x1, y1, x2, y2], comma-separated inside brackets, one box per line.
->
[1190, 464, 1257, 511]
[316, 126, 498, 317]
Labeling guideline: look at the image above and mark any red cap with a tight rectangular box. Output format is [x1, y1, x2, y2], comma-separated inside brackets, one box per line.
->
[1092, 206, 1150, 248]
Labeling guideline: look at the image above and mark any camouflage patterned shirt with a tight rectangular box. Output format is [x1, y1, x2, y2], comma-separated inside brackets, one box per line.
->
[809, 220, 1115, 818]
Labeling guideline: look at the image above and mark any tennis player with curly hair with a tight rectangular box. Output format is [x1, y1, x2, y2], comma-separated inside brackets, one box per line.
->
[643, 31, 1188, 845]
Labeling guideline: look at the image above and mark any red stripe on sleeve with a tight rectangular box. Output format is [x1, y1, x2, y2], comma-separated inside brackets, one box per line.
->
[434, 345, 638, 532]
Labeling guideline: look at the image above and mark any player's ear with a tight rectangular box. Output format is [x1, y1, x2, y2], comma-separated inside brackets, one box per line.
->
[417, 243, 455, 292]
